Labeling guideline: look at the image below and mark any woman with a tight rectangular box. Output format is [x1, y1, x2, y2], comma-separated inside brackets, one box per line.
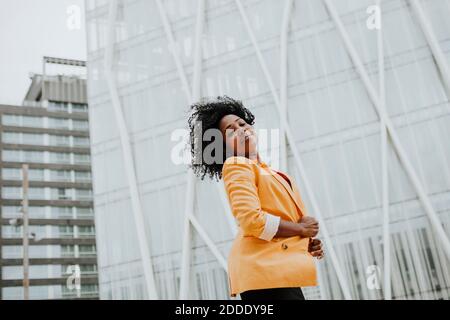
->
[187, 96, 324, 300]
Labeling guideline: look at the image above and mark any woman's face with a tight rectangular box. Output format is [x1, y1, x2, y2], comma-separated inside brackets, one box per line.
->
[218, 114, 257, 158]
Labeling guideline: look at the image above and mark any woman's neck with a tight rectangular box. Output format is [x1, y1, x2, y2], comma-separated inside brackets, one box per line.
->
[247, 152, 261, 164]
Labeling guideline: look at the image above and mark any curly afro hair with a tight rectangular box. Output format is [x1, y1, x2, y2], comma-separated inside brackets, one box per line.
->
[187, 95, 256, 181]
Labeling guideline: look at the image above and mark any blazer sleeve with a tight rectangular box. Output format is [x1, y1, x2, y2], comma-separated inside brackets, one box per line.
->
[222, 157, 280, 241]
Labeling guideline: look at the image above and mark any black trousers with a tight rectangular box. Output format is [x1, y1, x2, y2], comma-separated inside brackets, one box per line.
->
[240, 287, 305, 300]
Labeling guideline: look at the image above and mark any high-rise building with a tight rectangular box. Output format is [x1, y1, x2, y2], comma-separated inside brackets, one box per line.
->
[85, 0, 450, 299]
[0, 57, 99, 299]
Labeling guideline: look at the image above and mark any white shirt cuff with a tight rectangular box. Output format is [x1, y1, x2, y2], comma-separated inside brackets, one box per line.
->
[258, 213, 281, 241]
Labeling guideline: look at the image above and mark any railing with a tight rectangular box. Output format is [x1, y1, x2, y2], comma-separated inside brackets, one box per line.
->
[22, 101, 43, 108]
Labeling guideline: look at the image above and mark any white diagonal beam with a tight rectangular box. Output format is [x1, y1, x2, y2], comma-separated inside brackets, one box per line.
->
[154, 0, 230, 299]
[323, 0, 450, 260]
[279, 0, 293, 173]
[179, 172, 195, 299]
[104, 0, 158, 299]
[235, 0, 353, 300]
[280, 0, 331, 301]
[376, 0, 391, 300]
[217, 182, 238, 236]
[191, 0, 237, 237]
[409, 0, 450, 97]
[154, 0, 195, 300]
[190, 215, 228, 270]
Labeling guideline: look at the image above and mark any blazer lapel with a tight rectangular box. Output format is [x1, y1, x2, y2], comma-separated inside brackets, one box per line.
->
[260, 165, 304, 216]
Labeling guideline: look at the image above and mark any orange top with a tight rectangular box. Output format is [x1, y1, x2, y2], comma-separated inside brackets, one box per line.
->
[222, 156, 318, 297]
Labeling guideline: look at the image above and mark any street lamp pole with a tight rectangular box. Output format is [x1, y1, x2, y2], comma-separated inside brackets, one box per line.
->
[22, 164, 29, 300]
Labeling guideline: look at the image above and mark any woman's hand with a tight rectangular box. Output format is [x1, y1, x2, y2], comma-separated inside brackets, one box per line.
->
[308, 238, 324, 259]
[298, 216, 319, 238]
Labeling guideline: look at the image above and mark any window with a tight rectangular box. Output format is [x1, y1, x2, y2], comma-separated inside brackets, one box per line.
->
[50, 170, 72, 182]
[48, 117, 69, 129]
[2, 226, 48, 239]
[2, 187, 21, 199]
[22, 116, 43, 128]
[76, 207, 93, 218]
[74, 153, 90, 164]
[50, 152, 71, 164]
[2, 246, 22, 259]
[51, 206, 73, 218]
[2, 264, 60, 280]
[2, 168, 21, 180]
[1, 206, 22, 218]
[22, 133, 44, 145]
[23, 151, 44, 163]
[2, 132, 20, 143]
[48, 101, 69, 112]
[2, 114, 21, 126]
[2, 225, 22, 238]
[61, 245, 75, 257]
[29, 169, 45, 181]
[2, 266, 23, 280]
[2, 206, 45, 219]
[73, 136, 90, 147]
[78, 226, 95, 237]
[49, 135, 70, 147]
[79, 245, 96, 256]
[2, 245, 51, 262]
[2, 246, 59, 261]
[4, 285, 60, 299]
[28, 187, 46, 200]
[72, 120, 89, 131]
[2, 115, 43, 128]
[29, 245, 52, 258]
[75, 171, 91, 182]
[29, 265, 61, 279]
[79, 264, 97, 274]
[81, 284, 98, 294]
[2, 150, 21, 161]
[62, 284, 98, 297]
[29, 206, 46, 218]
[72, 103, 88, 113]
[75, 189, 92, 200]
[55, 188, 71, 200]
[58, 226, 74, 237]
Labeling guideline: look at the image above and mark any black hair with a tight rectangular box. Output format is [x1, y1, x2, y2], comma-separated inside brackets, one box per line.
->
[187, 95, 255, 181]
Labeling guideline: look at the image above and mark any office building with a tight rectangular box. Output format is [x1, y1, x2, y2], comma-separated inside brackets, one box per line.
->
[85, 0, 450, 299]
[0, 57, 99, 299]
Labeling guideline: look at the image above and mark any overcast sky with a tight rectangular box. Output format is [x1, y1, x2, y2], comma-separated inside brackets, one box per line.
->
[0, 0, 87, 105]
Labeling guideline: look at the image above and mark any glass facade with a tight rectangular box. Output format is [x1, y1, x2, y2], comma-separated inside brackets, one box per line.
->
[85, 0, 450, 299]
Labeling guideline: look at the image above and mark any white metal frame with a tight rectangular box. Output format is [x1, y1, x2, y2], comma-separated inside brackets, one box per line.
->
[280, 0, 329, 300]
[376, 0, 391, 301]
[409, 0, 450, 97]
[153, 0, 231, 299]
[235, 0, 353, 300]
[323, 0, 450, 262]
[104, 0, 158, 299]
[279, 0, 293, 173]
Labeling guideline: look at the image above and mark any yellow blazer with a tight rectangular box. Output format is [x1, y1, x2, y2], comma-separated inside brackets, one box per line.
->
[222, 156, 317, 297]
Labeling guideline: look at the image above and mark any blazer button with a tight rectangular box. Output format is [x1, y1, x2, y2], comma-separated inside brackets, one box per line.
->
[282, 243, 288, 250]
